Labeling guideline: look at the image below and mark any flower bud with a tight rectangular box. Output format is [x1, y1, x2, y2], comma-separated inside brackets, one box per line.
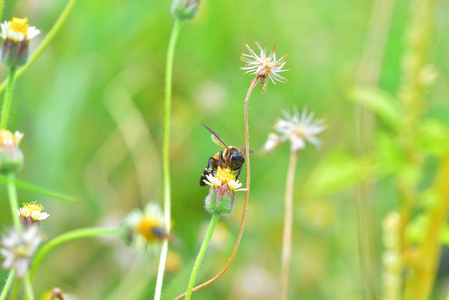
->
[205, 185, 235, 216]
[0, 130, 24, 174]
[0, 17, 40, 68]
[171, 0, 200, 21]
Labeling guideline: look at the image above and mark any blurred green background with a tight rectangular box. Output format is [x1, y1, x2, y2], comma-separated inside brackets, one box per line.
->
[0, 0, 449, 299]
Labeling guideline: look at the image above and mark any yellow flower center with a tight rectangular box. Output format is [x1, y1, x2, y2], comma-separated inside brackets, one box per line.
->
[8, 17, 29, 37]
[0, 130, 21, 146]
[137, 217, 163, 242]
[215, 167, 236, 185]
[22, 202, 43, 213]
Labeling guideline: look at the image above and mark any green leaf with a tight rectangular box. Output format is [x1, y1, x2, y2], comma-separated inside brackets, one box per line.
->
[348, 86, 400, 130]
[375, 131, 405, 176]
[418, 119, 449, 157]
[0, 176, 80, 204]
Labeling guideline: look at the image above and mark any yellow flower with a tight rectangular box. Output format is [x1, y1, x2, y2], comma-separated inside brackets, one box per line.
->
[123, 202, 167, 254]
[203, 167, 245, 191]
[18, 202, 49, 226]
[0, 17, 40, 42]
[0, 130, 23, 146]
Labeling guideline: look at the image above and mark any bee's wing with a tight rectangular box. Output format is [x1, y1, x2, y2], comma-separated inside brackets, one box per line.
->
[239, 146, 253, 154]
[201, 123, 229, 149]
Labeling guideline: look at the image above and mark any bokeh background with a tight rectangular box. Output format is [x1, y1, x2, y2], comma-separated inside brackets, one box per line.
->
[0, 0, 449, 299]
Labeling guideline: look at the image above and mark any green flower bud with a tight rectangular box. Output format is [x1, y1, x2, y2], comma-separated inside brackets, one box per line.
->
[205, 185, 235, 216]
[171, 0, 200, 21]
[0, 130, 24, 175]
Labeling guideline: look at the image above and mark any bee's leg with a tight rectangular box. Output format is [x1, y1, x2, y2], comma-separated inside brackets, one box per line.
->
[235, 168, 242, 180]
[218, 151, 224, 168]
[200, 157, 218, 186]
[208, 157, 218, 175]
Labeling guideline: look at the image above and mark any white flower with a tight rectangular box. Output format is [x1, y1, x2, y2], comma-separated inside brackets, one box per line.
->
[203, 174, 221, 188]
[123, 202, 166, 254]
[0, 18, 40, 42]
[264, 108, 325, 153]
[241, 40, 289, 94]
[1, 226, 42, 277]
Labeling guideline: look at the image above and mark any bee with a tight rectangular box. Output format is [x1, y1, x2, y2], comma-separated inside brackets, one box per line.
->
[199, 123, 245, 186]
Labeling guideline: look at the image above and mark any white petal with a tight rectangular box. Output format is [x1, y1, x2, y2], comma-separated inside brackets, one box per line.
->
[27, 27, 40, 39]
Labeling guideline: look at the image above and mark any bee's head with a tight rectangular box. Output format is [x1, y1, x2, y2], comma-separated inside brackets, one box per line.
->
[229, 148, 245, 170]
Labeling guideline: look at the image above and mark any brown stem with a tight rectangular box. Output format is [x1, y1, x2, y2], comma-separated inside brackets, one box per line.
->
[280, 151, 298, 300]
[174, 78, 258, 300]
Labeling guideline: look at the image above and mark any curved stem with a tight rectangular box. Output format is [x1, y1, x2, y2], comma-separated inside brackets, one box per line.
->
[0, 68, 16, 129]
[0, 270, 15, 300]
[174, 79, 258, 300]
[6, 173, 21, 231]
[185, 212, 221, 300]
[30, 227, 121, 280]
[154, 17, 182, 300]
[280, 152, 298, 299]
[23, 273, 34, 300]
[0, 0, 78, 94]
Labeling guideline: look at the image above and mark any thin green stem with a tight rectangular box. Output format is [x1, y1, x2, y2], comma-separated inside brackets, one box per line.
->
[280, 151, 298, 300]
[23, 273, 34, 300]
[0, 68, 16, 129]
[154, 17, 182, 300]
[0, 0, 78, 94]
[30, 227, 121, 280]
[0, 270, 15, 300]
[185, 212, 221, 300]
[6, 173, 21, 231]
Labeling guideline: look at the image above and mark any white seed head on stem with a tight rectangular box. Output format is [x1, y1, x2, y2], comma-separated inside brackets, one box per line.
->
[1, 226, 42, 277]
[263, 108, 325, 153]
[241, 40, 290, 94]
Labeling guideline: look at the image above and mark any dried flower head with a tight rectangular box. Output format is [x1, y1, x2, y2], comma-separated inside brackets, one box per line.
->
[1, 17, 40, 67]
[203, 167, 246, 215]
[0, 129, 24, 174]
[1, 226, 42, 277]
[18, 202, 49, 226]
[123, 202, 167, 254]
[241, 40, 289, 94]
[263, 108, 325, 153]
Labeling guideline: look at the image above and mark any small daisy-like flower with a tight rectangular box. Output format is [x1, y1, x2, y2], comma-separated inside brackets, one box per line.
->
[0, 17, 40, 42]
[0, 129, 24, 174]
[123, 202, 167, 254]
[18, 202, 49, 226]
[263, 108, 325, 153]
[1, 226, 42, 277]
[241, 40, 289, 94]
[203, 167, 246, 215]
[1, 17, 40, 68]
[0, 130, 23, 146]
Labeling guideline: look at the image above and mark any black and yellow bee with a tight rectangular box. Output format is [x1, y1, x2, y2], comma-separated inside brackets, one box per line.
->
[199, 123, 245, 186]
